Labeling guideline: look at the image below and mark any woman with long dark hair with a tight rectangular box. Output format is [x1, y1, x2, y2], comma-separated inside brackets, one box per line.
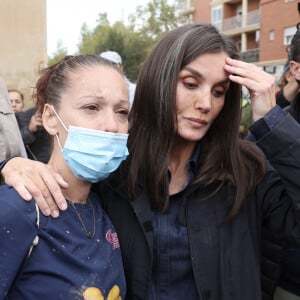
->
[2, 23, 300, 300]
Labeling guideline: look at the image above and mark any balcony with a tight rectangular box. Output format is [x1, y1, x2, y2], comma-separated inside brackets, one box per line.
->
[240, 48, 259, 63]
[178, 0, 195, 16]
[223, 9, 260, 33]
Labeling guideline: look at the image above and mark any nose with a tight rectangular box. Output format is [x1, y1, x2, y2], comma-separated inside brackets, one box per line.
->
[195, 87, 211, 113]
[99, 110, 118, 133]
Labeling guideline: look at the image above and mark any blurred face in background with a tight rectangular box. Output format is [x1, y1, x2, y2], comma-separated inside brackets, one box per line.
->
[8, 91, 24, 112]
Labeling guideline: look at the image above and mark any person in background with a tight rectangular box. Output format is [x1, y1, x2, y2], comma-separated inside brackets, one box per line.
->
[100, 50, 136, 107]
[271, 28, 300, 300]
[276, 63, 300, 111]
[3, 23, 300, 300]
[15, 106, 52, 162]
[275, 36, 300, 124]
[0, 78, 27, 164]
[8, 89, 25, 112]
[0, 54, 128, 299]
[276, 63, 292, 93]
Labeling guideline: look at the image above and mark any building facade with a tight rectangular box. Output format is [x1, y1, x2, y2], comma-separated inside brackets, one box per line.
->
[0, 0, 47, 108]
[178, 0, 300, 78]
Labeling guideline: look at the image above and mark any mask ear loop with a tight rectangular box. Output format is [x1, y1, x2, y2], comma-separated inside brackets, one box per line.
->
[50, 105, 69, 132]
[55, 134, 63, 151]
[50, 105, 68, 151]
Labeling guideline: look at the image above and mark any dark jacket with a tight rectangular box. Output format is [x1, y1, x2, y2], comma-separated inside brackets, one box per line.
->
[96, 114, 300, 300]
[276, 88, 300, 122]
[15, 107, 51, 163]
[287, 92, 300, 123]
[267, 90, 300, 297]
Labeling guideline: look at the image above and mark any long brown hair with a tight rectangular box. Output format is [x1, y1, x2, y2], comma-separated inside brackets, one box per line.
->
[128, 23, 265, 219]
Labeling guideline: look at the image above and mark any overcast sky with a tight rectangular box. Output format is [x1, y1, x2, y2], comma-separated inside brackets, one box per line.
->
[47, 0, 147, 56]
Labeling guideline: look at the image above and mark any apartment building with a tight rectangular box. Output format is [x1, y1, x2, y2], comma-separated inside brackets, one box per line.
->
[178, 0, 300, 78]
[0, 0, 47, 108]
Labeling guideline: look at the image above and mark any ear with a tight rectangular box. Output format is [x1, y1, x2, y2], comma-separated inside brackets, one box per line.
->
[289, 61, 300, 80]
[42, 104, 58, 135]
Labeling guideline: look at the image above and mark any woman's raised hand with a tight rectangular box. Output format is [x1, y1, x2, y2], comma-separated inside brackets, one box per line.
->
[224, 57, 276, 122]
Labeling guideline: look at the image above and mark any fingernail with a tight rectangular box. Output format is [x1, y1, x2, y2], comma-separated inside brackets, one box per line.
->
[44, 208, 51, 216]
[52, 210, 59, 218]
[60, 202, 67, 210]
[25, 193, 32, 200]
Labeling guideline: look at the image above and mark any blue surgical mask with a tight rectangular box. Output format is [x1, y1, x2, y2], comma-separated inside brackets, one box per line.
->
[51, 106, 129, 183]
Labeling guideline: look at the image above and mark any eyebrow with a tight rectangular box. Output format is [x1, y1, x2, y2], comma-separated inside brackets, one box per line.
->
[77, 96, 130, 106]
[183, 66, 230, 86]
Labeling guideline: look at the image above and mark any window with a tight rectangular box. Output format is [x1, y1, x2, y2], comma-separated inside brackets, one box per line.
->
[236, 5, 242, 27]
[269, 30, 275, 41]
[255, 30, 260, 43]
[211, 6, 222, 32]
[284, 26, 297, 45]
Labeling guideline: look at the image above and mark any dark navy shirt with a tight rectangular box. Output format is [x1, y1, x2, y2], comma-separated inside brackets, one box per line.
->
[0, 185, 126, 299]
[147, 145, 200, 300]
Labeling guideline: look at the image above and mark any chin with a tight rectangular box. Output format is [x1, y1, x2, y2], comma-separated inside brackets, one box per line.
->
[179, 133, 206, 143]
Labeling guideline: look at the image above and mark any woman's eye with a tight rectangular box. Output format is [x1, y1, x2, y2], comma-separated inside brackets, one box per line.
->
[183, 81, 198, 89]
[116, 109, 129, 116]
[212, 89, 225, 97]
[85, 105, 98, 111]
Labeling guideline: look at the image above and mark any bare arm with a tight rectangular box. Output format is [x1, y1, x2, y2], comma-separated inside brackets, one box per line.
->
[1, 157, 69, 217]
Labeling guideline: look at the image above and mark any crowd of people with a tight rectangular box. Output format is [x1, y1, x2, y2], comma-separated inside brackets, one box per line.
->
[1, 22, 300, 300]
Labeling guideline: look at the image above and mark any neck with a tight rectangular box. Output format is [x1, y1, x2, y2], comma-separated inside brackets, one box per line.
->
[169, 139, 196, 175]
[47, 153, 91, 204]
[168, 139, 196, 195]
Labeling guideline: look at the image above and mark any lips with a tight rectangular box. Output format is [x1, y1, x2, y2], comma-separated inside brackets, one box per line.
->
[186, 117, 208, 125]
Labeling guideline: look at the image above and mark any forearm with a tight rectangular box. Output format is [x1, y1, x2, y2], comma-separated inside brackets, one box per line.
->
[255, 113, 300, 195]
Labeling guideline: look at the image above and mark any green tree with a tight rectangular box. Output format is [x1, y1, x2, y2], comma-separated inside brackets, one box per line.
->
[49, 0, 188, 80]
[129, 0, 186, 44]
[78, 18, 149, 81]
[79, 13, 111, 55]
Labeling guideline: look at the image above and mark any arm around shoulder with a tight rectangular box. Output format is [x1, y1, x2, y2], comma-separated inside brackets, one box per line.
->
[255, 112, 300, 163]
[254, 112, 300, 207]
